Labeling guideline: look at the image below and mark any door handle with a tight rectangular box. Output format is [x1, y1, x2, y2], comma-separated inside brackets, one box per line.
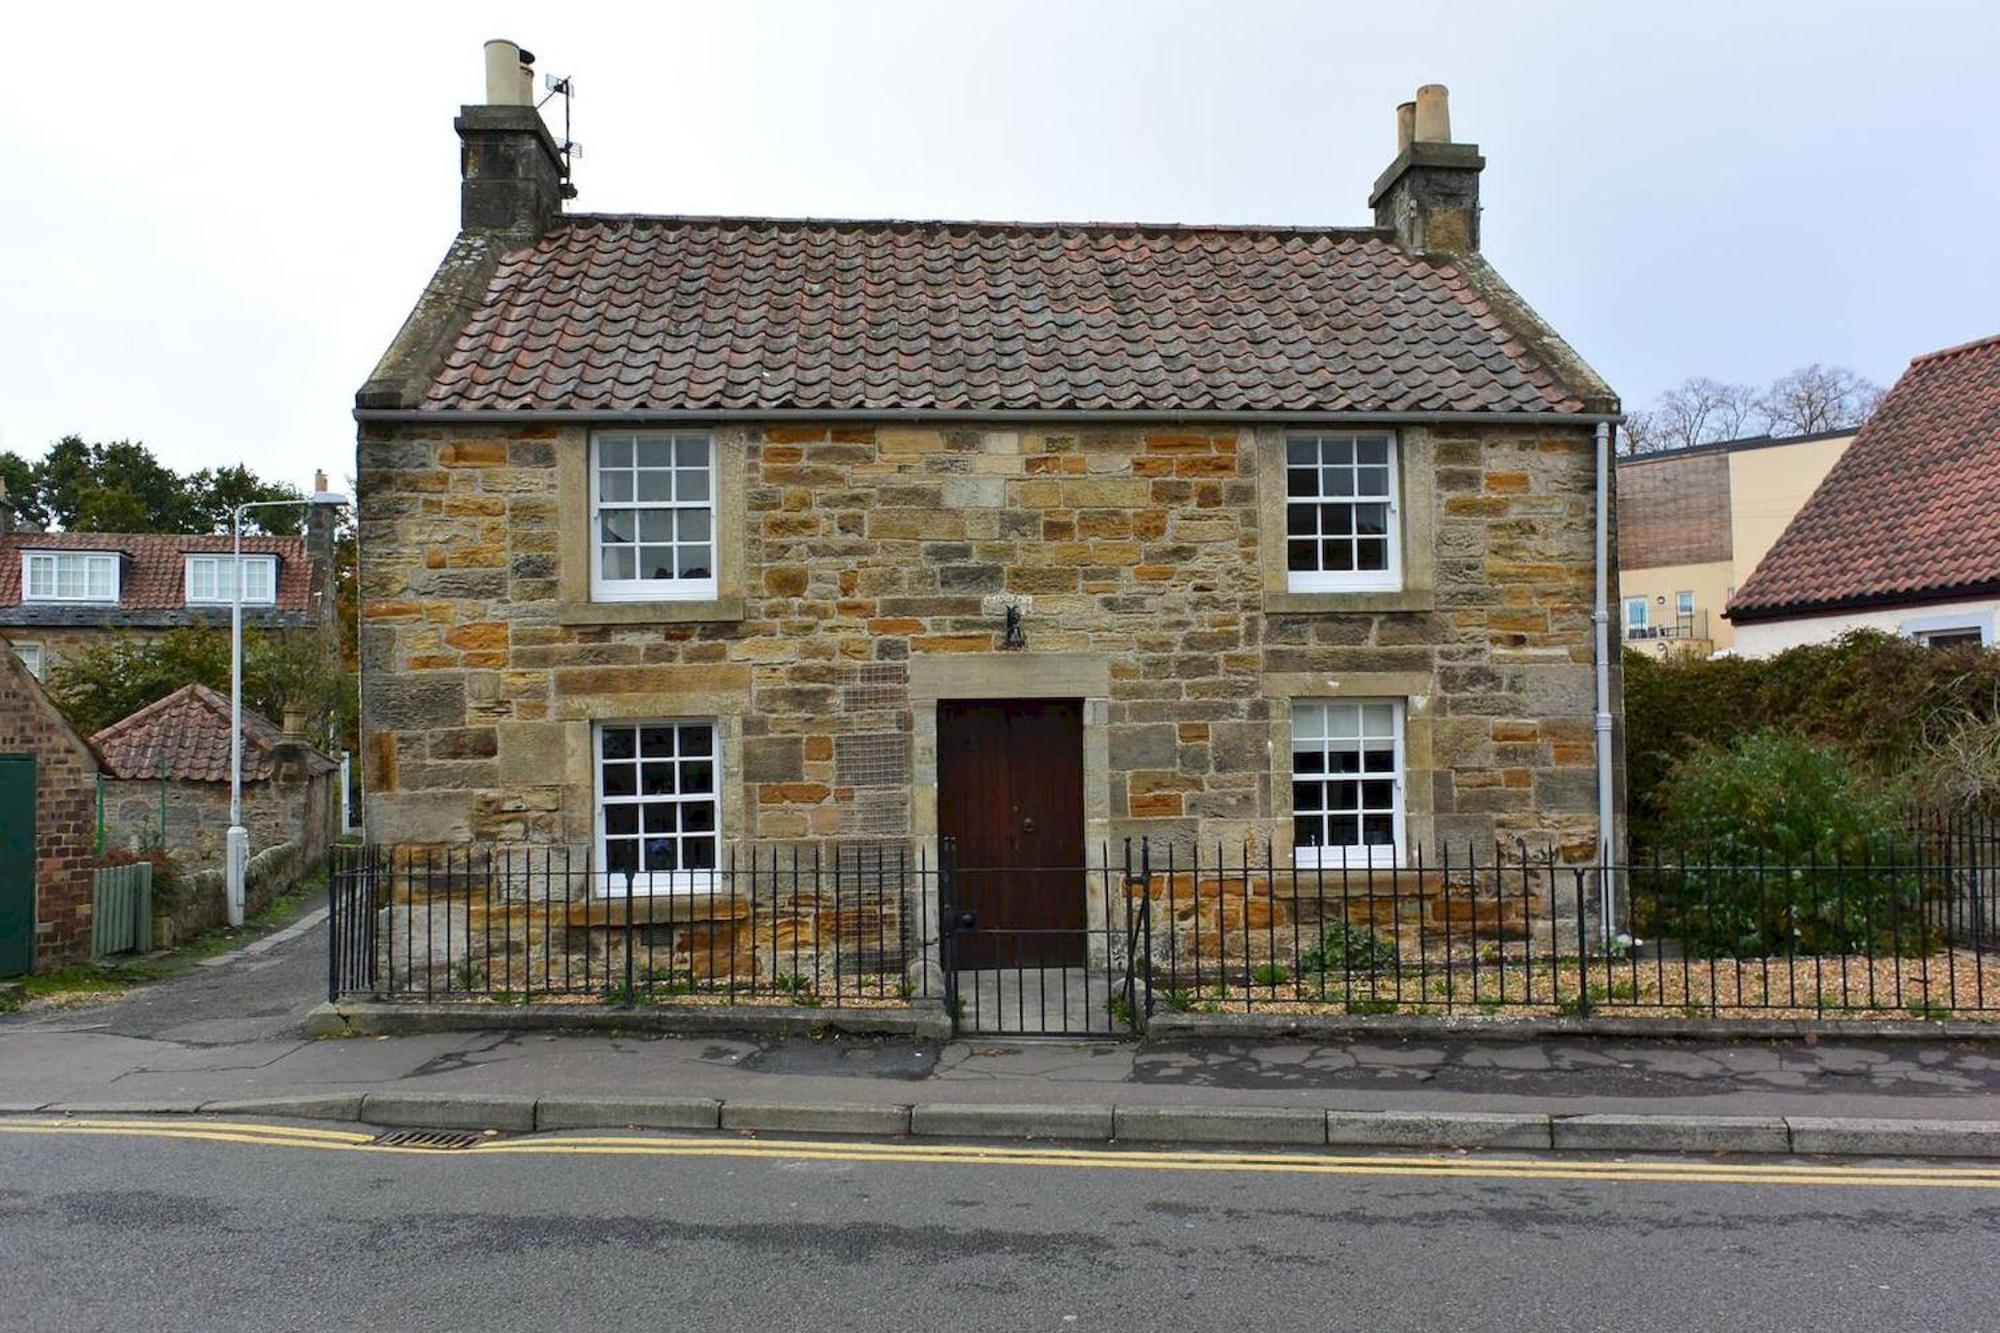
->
[1022, 817, 1035, 832]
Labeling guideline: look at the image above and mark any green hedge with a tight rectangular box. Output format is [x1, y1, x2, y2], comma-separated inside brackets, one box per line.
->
[1624, 630, 2000, 840]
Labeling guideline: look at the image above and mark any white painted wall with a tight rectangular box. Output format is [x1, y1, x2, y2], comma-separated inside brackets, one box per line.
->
[1730, 597, 2000, 658]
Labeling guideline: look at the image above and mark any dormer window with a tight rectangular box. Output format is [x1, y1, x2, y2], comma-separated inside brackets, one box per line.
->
[185, 554, 277, 606]
[22, 551, 119, 603]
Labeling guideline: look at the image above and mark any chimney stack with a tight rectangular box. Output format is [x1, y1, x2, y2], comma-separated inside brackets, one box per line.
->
[1370, 84, 1484, 254]
[457, 39, 566, 235]
[304, 468, 340, 646]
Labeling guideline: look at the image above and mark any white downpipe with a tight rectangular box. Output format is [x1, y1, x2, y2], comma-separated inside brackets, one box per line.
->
[1592, 421, 1618, 939]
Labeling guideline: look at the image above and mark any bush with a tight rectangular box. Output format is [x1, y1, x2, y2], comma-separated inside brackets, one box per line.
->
[1909, 714, 2000, 815]
[1640, 729, 1925, 956]
[1298, 923, 1399, 975]
[95, 845, 190, 907]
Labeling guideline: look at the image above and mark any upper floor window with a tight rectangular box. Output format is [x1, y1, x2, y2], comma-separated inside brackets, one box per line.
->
[1285, 433, 1400, 593]
[1624, 597, 1649, 635]
[1675, 590, 1695, 619]
[185, 554, 277, 606]
[1292, 699, 1405, 868]
[22, 551, 117, 603]
[591, 432, 716, 602]
[12, 642, 43, 678]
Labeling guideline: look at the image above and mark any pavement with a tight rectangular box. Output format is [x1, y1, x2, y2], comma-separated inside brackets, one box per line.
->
[3, 1118, 1997, 1333]
[5, 908, 2000, 1157]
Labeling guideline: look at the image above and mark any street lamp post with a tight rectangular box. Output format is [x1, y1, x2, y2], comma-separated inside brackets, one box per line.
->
[226, 485, 349, 927]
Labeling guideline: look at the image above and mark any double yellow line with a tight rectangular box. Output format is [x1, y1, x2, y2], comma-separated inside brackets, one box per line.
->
[3, 1117, 1997, 1189]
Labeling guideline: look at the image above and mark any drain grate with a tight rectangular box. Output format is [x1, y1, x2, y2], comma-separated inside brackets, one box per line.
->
[371, 1129, 490, 1150]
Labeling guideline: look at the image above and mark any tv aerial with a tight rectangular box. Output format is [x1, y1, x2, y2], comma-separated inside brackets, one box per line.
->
[538, 72, 580, 200]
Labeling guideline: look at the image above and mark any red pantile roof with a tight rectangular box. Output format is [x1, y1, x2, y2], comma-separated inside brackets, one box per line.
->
[1730, 333, 2000, 621]
[0, 532, 311, 612]
[90, 683, 334, 783]
[416, 215, 1605, 416]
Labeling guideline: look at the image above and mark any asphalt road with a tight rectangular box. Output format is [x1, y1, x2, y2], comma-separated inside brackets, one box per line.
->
[2, 1122, 1995, 1332]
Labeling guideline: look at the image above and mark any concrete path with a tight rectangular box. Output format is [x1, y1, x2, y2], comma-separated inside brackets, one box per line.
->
[956, 966, 1119, 1036]
[6, 912, 2000, 1132]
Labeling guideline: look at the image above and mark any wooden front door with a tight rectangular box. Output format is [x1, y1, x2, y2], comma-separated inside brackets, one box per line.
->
[937, 699, 1086, 969]
[0, 756, 36, 977]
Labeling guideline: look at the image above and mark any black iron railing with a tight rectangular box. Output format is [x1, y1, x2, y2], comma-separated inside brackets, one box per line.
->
[328, 843, 925, 1010]
[330, 819, 2000, 1026]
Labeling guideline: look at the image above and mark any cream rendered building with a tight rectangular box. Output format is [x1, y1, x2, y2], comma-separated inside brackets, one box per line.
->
[1615, 430, 1854, 657]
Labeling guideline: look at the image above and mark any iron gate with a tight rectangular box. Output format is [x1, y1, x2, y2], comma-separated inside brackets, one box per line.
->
[940, 839, 1151, 1038]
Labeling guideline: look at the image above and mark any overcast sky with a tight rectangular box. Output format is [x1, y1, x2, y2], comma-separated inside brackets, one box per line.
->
[3, 1, 1995, 489]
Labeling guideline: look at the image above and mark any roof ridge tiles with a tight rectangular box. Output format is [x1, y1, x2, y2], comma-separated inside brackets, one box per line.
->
[553, 211, 1401, 240]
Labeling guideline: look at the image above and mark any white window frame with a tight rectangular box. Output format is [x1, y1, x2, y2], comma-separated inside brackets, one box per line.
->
[184, 554, 277, 607]
[589, 431, 719, 603]
[1291, 699, 1406, 870]
[12, 642, 43, 678]
[1283, 432, 1402, 594]
[593, 719, 723, 895]
[1901, 611, 1994, 650]
[1624, 597, 1650, 635]
[1675, 590, 1695, 619]
[21, 550, 118, 604]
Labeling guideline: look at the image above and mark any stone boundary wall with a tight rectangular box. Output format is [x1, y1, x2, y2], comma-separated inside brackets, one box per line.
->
[155, 840, 313, 948]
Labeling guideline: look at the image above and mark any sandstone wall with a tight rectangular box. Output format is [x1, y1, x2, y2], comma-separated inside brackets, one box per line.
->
[357, 421, 1612, 863]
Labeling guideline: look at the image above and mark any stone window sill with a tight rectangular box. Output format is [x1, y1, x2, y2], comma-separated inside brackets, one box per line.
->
[558, 596, 745, 627]
[1265, 588, 1434, 615]
[566, 890, 748, 927]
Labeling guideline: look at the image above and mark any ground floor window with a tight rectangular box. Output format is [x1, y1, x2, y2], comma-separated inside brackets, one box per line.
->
[11, 642, 42, 678]
[1291, 700, 1404, 867]
[595, 720, 719, 892]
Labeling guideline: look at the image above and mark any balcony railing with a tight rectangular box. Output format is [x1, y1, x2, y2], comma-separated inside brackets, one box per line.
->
[1625, 609, 1709, 642]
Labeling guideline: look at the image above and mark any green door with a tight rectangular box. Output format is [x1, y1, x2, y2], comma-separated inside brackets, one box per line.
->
[0, 755, 34, 976]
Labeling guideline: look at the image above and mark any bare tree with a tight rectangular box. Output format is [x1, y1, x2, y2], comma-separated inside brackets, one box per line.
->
[1619, 377, 1761, 454]
[1757, 363, 1883, 436]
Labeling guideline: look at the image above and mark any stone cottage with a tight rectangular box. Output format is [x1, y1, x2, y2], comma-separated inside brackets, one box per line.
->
[354, 50, 1623, 991]
[91, 683, 339, 881]
[0, 639, 101, 973]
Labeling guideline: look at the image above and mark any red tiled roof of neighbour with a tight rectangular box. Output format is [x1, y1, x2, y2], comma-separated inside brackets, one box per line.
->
[0, 532, 311, 611]
[89, 683, 334, 783]
[416, 215, 1604, 416]
[1729, 333, 2000, 621]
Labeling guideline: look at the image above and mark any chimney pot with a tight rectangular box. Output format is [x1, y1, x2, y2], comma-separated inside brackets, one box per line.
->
[1396, 101, 1416, 153]
[484, 39, 529, 106]
[1413, 84, 1451, 143]
[460, 40, 565, 233]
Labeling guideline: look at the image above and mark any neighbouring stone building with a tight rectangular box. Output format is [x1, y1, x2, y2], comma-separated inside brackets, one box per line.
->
[354, 51, 1623, 999]
[0, 642, 100, 972]
[91, 683, 339, 878]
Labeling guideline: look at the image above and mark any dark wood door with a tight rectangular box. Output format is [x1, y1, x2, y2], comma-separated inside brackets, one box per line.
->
[937, 699, 1086, 968]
